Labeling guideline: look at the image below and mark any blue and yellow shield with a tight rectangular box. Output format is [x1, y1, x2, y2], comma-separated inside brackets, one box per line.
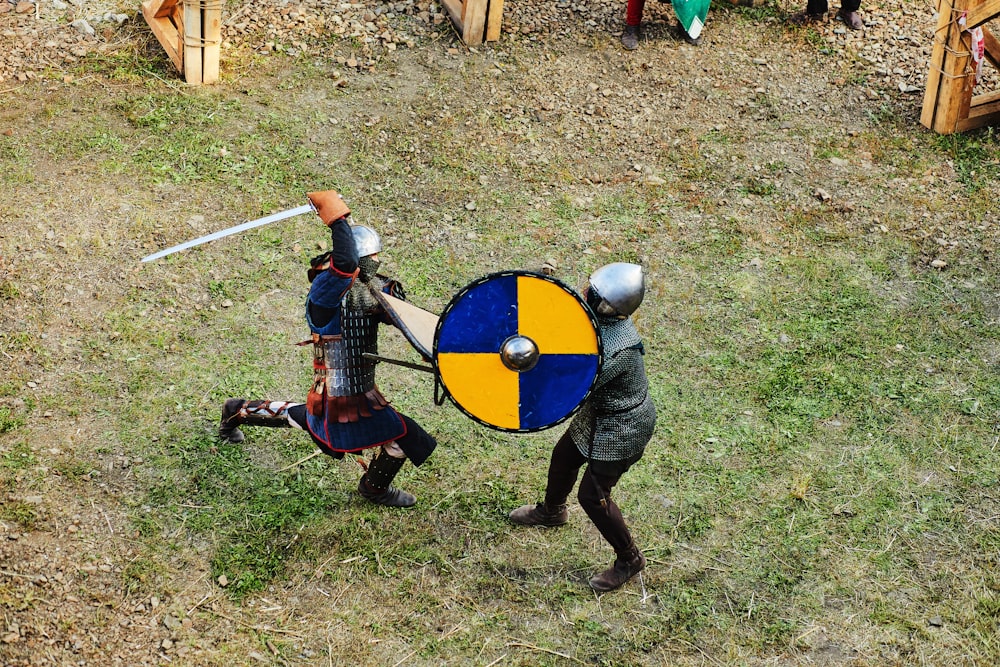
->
[434, 271, 602, 432]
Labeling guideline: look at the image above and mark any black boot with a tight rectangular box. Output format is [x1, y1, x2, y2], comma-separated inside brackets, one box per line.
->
[358, 451, 416, 507]
[621, 24, 640, 51]
[219, 399, 291, 443]
[509, 502, 569, 527]
[675, 22, 702, 46]
[219, 398, 248, 443]
[589, 544, 646, 592]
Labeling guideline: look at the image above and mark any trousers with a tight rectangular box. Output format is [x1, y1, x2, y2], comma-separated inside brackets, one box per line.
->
[543, 431, 643, 555]
[806, 0, 861, 14]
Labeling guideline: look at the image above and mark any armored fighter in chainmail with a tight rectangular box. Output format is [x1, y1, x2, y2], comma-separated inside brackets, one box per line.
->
[509, 263, 656, 592]
[218, 190, 437, 507]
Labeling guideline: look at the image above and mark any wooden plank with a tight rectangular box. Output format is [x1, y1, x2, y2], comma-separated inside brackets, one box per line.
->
[972, 88, 1000, 105]
[154, 0, 178, 19]
[440, 0, 463, 34]
[202, 1, 222, 84]
[922, 0, 974, 133]
[172, 2, 184, 43]
[142, 0, 179, 20]
[486, 0, 504, 42]
[462, 0, 488, 45]
[921, 0, 956, 129]
[184, 0, 203, 84]
[150, 17, 183, 72]
[950, 32, 976, 132]
[966, 0, 1000, 28]
[142, 0, 183, 73]
[957, 92, 1000, 131]
[437, 0, 502, 45]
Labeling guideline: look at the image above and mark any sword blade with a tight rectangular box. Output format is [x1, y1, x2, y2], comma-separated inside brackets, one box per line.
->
[141, 204, 314, 262]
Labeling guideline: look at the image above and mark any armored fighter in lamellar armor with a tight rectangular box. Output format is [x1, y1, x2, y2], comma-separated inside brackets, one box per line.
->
[509, 263, 656, 592]
[218, 190, 437, 507]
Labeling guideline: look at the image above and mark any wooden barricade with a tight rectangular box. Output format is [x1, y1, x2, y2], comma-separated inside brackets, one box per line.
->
[141, 0, 222, 84]
[440, 0, 504, 46]
[921, 0, 1000, 133]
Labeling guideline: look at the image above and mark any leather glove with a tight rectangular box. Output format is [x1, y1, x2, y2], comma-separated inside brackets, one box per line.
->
[383, 279, 406, 301]
[307, 190, 351, 226]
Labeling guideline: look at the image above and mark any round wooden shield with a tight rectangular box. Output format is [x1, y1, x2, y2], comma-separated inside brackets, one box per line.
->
[434, 271, 602, 432]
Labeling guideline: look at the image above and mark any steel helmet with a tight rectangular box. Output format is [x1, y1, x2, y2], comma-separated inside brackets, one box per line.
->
[351, 225, 381, 258]
[587, 262, 645, 318]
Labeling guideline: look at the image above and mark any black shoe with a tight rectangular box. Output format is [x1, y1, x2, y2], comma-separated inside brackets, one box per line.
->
[621, 24, 640, 51]
[674, 22, 702, 45]
[358, 477, 416, 507]
[788, 10, 825, 25]
[219, 398, 246, 443]
[358, 451, 415, 507]
[836, 8, 863, 29]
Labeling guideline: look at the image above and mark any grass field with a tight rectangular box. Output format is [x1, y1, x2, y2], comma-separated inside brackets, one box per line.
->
[1, 7, 999, 665]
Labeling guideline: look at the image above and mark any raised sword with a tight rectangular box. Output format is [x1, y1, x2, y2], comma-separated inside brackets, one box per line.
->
[140, 203, 314, 262]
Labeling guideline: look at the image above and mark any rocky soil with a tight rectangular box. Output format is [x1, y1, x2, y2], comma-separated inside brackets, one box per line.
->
[2, 0, 997, 94]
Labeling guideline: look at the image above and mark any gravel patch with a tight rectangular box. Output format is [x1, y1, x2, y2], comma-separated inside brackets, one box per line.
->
[1, 0, 996, 96]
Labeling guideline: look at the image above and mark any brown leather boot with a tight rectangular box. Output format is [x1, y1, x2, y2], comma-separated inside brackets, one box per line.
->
[509, 503, 569, 527]
[589, 547, 646, 592]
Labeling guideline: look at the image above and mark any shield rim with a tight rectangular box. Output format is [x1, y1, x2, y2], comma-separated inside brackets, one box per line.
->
[433, 270, 603, 433]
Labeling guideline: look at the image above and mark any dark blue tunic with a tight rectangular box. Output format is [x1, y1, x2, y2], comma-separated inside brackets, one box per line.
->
[303, 218, 407, 455]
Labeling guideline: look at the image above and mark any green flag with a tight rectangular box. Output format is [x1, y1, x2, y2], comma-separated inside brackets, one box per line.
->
[673, 0, 710, 39]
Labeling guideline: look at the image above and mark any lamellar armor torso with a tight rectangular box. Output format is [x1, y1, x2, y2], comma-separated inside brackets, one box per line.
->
[304, 260, 405, 452]
[310, 276, 382, 395]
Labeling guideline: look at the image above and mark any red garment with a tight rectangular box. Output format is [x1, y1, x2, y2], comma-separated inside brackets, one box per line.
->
[626, 0, 646, 26]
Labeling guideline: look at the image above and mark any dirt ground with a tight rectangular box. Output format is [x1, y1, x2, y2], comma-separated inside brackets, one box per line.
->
[1, 0, 999, 665]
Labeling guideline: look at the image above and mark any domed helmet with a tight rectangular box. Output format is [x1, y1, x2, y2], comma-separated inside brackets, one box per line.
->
[351, 225, 382, 282]
[586, 262, 645, 319]
[351, 225, 381, 258]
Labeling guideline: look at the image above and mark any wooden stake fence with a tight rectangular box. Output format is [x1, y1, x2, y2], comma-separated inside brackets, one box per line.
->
[440, 0, 504, 46]
[141, 0, 222, 84]
[921, 0, 1000, 133]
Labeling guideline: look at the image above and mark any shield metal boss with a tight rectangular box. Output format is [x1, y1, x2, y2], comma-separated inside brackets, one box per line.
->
[434, 271, 602, 432]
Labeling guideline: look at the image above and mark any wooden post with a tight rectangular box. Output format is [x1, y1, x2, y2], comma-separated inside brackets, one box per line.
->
[921, 0, 1000, 133]
[486, 0, 504, 42]
[183, 0, 202, 85]
[202, 0, 222, 84]
[441, 0, 504, 46]
[142, 0, 222, 84]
